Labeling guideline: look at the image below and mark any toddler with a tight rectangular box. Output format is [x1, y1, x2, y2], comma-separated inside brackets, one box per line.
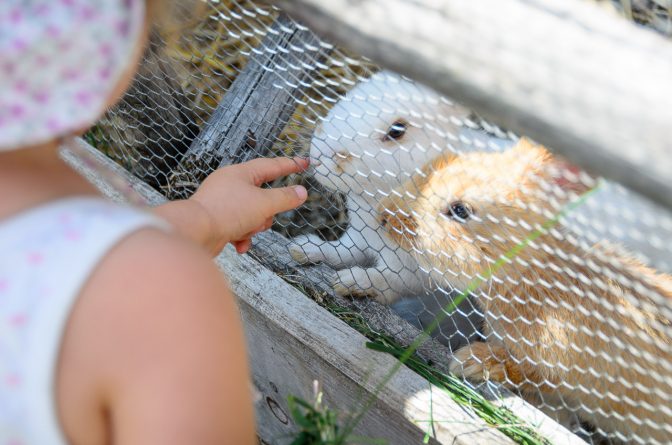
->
[0, 0, 308, 443]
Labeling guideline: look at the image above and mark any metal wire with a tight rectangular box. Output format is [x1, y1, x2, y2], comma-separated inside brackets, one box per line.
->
[90, 1, 672, 443]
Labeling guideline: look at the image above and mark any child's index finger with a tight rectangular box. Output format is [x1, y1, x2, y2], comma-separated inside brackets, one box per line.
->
[262, 185, 308, 217]
[246, 157, 309, 185]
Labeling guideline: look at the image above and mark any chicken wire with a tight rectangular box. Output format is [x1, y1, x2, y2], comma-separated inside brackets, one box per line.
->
[88, 1, 672, 444]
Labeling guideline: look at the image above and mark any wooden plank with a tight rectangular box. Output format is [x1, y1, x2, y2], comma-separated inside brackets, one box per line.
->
[62, 138, 584, 444]
[262, 0, 672, 211]
[170, 13, 326, 197]
[219, 239, 514, 445]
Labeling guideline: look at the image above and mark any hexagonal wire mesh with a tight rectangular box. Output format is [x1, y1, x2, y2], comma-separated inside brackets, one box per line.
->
[87, 0, 672, 444]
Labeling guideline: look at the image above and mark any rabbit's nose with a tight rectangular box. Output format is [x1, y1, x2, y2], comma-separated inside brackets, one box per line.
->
[379, 206, 395, 228]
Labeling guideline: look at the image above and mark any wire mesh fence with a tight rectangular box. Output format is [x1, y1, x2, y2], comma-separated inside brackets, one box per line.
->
[87, 1, 672, 443]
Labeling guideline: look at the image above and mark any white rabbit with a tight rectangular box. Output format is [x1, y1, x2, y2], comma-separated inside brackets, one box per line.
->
[289, 70, 474, 304]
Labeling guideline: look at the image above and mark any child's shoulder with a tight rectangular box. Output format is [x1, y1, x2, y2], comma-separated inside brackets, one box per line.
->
[0, 197, 253, 444]
[56, 212, 254, 444]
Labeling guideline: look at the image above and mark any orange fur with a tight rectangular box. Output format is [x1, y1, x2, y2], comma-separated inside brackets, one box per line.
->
[379, 139, 672, 443]
[451, 342, 559, 393]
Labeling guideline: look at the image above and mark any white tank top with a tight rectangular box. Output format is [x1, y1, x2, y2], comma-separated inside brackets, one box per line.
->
[0, 198, 166, 444]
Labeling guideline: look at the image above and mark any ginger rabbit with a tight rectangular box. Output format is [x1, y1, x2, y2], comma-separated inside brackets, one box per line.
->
[378, 138, 672, 444]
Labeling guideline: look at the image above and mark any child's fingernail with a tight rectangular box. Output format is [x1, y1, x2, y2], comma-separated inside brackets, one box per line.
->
[294, 185, 308, 200]
[296, 156, 310, 165]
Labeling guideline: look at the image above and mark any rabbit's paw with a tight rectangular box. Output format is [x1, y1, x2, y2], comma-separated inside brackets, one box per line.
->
[288, 243, 316, 264]
[288, 235, 322, 265]
[449, 343, 509, 384]
[331, 268, 385, 301]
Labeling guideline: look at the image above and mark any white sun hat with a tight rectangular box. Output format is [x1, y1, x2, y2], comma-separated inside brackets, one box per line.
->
[0, 0, 146, 150]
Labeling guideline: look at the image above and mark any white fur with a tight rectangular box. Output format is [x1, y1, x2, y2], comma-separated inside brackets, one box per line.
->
[289, 70, 472, 304]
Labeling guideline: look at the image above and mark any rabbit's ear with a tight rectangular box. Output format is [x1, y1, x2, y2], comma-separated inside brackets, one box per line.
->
[423, 151, 458, 176]
[510, 137, 552, 164]
[405, 151, 458, 198]
[511, 138, 593, 196]
[501, 138, 552, 185]
[546, 159, 594, 195]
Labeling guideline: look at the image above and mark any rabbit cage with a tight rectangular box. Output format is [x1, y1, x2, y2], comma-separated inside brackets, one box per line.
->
[71, 0, 672, 444]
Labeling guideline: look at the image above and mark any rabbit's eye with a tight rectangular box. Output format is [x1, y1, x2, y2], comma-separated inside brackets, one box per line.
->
[385, 120, 407, 141]
[446, 201, 473, 222]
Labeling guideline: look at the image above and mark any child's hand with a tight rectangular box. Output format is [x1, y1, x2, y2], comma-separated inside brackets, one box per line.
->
[155, 157, 309, 255]
[191, 156, 309, 254]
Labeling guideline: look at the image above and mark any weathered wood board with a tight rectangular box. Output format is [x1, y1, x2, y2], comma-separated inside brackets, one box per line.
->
[218, 239, 513, 445]
[170, 13, 327, 198]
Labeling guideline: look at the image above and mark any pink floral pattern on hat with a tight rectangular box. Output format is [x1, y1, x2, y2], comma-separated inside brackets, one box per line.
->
[0, 0, 145, 150]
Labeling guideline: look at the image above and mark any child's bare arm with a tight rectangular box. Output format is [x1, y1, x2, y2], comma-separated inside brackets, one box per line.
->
[154, 157, 309, 256]
[56, 229, 255, 445]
